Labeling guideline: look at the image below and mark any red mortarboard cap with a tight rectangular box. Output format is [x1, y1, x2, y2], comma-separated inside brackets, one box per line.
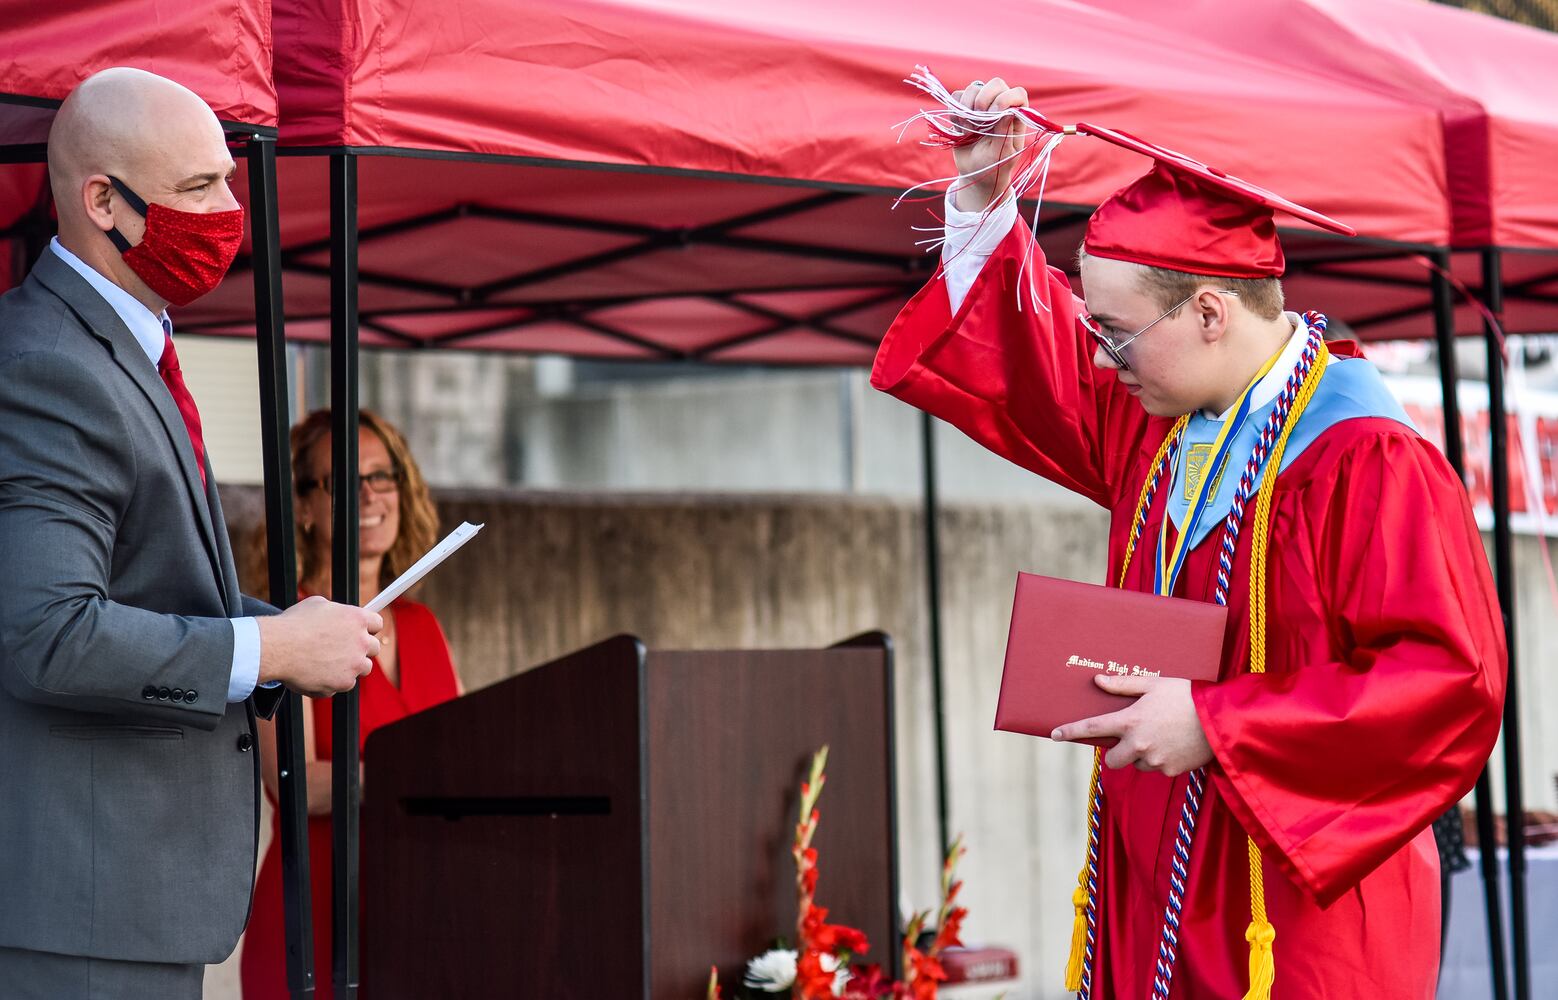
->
[1078, 123, 1355, 279]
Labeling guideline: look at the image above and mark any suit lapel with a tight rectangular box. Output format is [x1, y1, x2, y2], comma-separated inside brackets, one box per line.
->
[33, 252, 230, 605]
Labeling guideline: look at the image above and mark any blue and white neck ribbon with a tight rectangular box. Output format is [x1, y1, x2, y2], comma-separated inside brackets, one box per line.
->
[1153, 370, 1263, 597]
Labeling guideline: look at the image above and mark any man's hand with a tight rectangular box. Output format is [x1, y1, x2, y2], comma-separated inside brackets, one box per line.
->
[950, 77, 1032, 213]
[1051, 675, 1215, 776]
[256, 596, 382, 697]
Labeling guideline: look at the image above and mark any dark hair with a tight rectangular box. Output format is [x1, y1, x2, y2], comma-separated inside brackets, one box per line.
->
[1136, 266, 1285, 322]
[1076, 245, 1286, 321]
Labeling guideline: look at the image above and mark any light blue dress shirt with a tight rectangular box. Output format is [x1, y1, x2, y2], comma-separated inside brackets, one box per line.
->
[48, 238, 263, 703]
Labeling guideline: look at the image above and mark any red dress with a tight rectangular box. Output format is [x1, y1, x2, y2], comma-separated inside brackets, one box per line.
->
[872, 222, 1506, 997]
[240, 598, 461, 1000]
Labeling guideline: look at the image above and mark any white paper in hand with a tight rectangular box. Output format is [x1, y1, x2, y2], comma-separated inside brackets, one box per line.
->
[364, 521, 483, 613]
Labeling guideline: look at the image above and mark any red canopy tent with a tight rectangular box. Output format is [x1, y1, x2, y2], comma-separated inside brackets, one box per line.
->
[0, 0, 276, 139]
[148, 0, 1465, 366]
[1083, 0, 1558, 339]
[1162, 0, 1558, 252]
[269, 0, 1450, 232]
[0, 0, 279, 284]
[16, 2, 1554, 349]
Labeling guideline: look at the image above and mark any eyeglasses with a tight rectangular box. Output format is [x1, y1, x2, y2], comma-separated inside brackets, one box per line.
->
[298, 469, 401, 497]
[1080, 289, 1239, 372]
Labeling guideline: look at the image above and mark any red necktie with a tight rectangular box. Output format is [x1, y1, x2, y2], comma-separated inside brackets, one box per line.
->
[157, 325, 208, 488]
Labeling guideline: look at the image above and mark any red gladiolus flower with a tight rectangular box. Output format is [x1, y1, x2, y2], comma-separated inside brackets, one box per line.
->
[804, 905, 839, 951]
[932, 907, 966, 952]
[842, 963, 910, 1000]
[795, 949, 836, 1000]
[832, 925, 870, 956]
[908, 953, 947, 1000]
[802, 904, 870, 958]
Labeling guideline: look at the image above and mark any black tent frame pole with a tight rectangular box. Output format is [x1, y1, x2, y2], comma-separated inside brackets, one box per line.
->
[249, 133, 316, 999]
[1430, 250, 1467, 516]
[329, 150, 363, 998]
[920, 410, 951, 856]
[1481, 247, 1528, 1000]
[1432, 250, 1507, 1000]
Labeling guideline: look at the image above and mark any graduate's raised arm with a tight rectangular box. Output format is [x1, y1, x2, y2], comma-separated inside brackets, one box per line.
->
[871, 78, 1150, 509]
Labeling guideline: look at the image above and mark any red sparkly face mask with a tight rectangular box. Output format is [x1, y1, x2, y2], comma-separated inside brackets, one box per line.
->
[106, 176, 245, 307]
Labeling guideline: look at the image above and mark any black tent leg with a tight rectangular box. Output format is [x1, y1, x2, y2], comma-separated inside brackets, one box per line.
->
[329, 150, 362, 999]
[1433, 250, 1506, 1000]
[1481, 247, 1527, 1000]
[920, 410, 951, 857]
[247, 133, 315, 998]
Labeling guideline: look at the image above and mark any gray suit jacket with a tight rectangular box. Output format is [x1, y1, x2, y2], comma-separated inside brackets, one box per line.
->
[0, 249, 281, 965]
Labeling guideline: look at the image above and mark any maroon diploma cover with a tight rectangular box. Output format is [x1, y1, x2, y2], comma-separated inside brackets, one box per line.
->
[995, 573, 1228, 747]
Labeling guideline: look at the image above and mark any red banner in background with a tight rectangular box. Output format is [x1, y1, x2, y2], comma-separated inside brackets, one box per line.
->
[1388, 375, 1558, 530]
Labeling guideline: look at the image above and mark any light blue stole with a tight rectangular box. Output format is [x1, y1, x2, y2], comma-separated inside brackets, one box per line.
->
[1165, 354, 1414, 548]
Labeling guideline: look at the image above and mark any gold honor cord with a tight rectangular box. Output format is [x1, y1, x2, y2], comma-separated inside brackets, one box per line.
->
[1063, 415, 1187, 994]
[1237, 337, 1327, 1000]
[1062, 338, 1329, 999]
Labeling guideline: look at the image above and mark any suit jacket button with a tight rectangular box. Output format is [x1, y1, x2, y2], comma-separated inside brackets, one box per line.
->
[237, 733, 254, 752]
[184, 690, 198, 703]
[157, 687, 172, 701]
[170, 688, 184, 701]
[142, 685, 157, 700]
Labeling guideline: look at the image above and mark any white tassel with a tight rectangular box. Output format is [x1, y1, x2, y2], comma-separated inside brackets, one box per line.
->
[893, 66, 1072, 314]
[1017, 131, 1066, 314]
[896, 66, 1034, 147]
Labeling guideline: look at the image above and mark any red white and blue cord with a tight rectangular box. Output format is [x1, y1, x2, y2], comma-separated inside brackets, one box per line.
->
[1082, 315, 1325, 999]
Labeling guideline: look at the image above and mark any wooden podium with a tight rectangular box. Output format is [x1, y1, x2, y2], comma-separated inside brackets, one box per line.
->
[361, 633, 899, 999]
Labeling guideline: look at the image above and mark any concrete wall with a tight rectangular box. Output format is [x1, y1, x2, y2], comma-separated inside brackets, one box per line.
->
[207, 485, 1556, 1000]
[350, 349, 1091, 506]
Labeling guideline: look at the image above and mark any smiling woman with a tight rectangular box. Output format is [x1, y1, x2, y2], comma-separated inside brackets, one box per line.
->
[238, 408, 464, 1000]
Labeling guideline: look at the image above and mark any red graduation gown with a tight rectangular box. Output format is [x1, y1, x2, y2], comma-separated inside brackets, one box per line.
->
[872, 223, 1506, 998]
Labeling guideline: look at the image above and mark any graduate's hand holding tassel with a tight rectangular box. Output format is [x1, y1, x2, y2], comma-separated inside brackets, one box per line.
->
[897, 67, 1074, 314]
[943, 77, 1034, 212]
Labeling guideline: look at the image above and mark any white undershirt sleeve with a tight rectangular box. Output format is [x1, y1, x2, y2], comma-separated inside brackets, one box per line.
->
[940, 185, 1019, 313]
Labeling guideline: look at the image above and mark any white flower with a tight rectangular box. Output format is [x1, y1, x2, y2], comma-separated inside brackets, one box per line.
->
[820, 953, 849, 997]
[743, 949, 797, 992]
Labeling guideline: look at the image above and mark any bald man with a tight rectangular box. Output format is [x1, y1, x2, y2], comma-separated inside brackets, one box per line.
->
[0, 68, 382, 998]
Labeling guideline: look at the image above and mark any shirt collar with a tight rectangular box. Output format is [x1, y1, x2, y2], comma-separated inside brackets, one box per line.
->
[1206, 312, 1311, 421]
[49, 237, 169, 368]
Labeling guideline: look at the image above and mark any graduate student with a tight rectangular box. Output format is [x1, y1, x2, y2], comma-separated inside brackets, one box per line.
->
[872, 77, 1506, 999]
